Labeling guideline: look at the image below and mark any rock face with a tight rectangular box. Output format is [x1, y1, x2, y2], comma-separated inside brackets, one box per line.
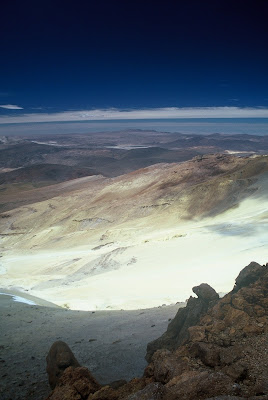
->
[233, 261, 265, 292]
[46, 341, 81, 389]
[144, 262, 268, 399]
[146, 283, 219, 362]
[45, 262, 268, 400]
[46, 366, 101, 400]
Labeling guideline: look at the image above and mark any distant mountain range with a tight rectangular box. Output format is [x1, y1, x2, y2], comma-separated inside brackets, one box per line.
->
[1, 131, 268, 205]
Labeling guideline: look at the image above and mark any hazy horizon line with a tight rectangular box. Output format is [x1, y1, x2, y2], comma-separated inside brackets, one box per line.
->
[1, 106, 268, 125]
[1, 117, 268, 137]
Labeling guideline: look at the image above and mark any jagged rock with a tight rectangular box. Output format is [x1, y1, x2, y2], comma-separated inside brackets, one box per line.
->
[206, 397, 268, 400]
[116, 377, 149, 399]
[204, 397, 246, 399]
[46, 341, 81, 389]
[189, 342, 220, 367]
[145, 349, 190, 384]
[164, 371, 236, 400]
[146, 263, 268, 398]
[89, 385, 119, 400]
[146, 283, 219, 362]
[107, 379, 127, 390]
[223, 362, 248, 381]
[127, 382, 166, 399]
[249, 397, 268, 400]
[46, 366, 101, 399]
[192, 283, 219, 301]
[233, 262, 265, 292]
[180, 269, 268, 351]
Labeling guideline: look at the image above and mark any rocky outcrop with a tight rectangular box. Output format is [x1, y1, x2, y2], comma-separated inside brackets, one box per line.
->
[45, 262, 268, 400]
[127, 382, 167, 399]
[146, 283, 219, 362]
[144, 262, 268, 399]
[233, 261, 265, 292]
[46, 341, 81, 389]
[46, 366, 101, 399]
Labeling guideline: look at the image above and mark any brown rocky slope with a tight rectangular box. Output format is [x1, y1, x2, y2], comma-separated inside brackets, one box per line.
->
[45, 261, 268, 399]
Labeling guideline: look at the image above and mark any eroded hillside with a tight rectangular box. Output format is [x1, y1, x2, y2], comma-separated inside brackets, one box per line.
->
[1, 154, 268, 309]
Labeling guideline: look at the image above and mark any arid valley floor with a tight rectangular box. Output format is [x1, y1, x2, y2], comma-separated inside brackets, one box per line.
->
[0, 130, 268, 399]
[0, 131, 268, 310]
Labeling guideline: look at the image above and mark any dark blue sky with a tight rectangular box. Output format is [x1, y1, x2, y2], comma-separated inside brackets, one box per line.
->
[0, 0, 268, 114]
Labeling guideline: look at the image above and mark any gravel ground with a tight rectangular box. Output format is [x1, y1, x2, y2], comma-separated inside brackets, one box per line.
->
[0, 291, 182, 400]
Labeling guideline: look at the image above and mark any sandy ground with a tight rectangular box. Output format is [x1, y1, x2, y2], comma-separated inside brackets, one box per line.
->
[1, 158, 267, 310]
[1, 191, 267, 310]
[0, 291, 181, 400]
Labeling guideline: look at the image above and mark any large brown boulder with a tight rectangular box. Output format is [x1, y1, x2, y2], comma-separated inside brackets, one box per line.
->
[46, 341, 81, 389]
[127, 382, 167, 400]
[46, 366, 101, 399]
[146, 283, 219, 362]
[192, 283, 219, 301]
[204, 397, 246, 400]
[164, 370, 237, 400]
[233, 261, 265, 292]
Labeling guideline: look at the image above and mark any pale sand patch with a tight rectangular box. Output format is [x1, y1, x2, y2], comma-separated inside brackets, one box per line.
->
[1, 192, 267, 310]
[1, 164, 267, 310]
[0, 167, 22, 173]
[225, 150, 256, 154]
